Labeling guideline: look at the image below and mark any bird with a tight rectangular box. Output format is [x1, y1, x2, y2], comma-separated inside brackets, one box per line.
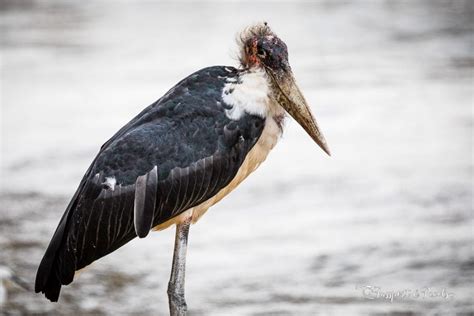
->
[35, 22, 330, 315]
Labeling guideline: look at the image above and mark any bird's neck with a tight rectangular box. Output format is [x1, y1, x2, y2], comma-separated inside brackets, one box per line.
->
[222, 67, 286, 130]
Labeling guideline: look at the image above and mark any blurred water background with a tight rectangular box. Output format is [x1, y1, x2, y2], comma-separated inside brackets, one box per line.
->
[1, 0, 473, 315]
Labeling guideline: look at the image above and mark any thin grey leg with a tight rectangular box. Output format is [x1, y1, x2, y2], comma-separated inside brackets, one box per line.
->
[168, 218, 191, 316]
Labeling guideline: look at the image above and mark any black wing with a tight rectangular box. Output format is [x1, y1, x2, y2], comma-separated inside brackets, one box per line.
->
[35, 66, 265, 301]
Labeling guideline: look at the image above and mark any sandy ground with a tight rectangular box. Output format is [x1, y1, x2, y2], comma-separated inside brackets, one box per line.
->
[1, 1, 473, 315]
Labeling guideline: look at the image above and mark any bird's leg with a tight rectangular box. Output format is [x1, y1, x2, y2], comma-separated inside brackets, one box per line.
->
[168, 217, 191, 316]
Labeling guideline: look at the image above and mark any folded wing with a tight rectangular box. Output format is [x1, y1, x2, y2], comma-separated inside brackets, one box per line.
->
[35, 66, 265, 301]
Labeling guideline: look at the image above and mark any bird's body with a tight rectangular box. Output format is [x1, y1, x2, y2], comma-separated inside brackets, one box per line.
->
[35, 23, 330, 314]
[35, 65, 282, 301]
[155, 67, 284, 229]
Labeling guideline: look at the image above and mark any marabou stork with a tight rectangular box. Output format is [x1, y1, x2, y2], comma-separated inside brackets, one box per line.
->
[35, 23, 330, 315]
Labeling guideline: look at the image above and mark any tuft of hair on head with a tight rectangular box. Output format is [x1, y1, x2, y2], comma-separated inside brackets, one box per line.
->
[236, 22, 275, 68]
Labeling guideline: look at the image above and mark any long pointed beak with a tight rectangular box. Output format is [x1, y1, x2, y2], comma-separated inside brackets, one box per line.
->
[267, 69, 331, 156]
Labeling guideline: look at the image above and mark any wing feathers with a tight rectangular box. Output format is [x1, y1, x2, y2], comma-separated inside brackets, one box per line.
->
[35, 66, 266, 302]
[134, 166, 158, 238]
[144, 166, 158, 224]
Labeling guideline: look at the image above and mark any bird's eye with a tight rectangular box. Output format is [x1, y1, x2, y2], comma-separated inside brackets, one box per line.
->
[257, 48, 266, 58]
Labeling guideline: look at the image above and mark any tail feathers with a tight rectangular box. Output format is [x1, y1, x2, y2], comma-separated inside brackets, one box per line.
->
[35, 256, 63, 302]
[35, 220, 78, 302]
[42, 273, 62, 302]
[35, 243, 78, 302]
[35, 153, 98, 302]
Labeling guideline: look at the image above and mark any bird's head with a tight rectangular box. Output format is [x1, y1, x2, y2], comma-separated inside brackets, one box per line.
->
[238, 23, 330, 156]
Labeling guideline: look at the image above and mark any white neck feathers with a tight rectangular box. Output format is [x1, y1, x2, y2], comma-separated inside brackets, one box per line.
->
[222, 68, 284, 120]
